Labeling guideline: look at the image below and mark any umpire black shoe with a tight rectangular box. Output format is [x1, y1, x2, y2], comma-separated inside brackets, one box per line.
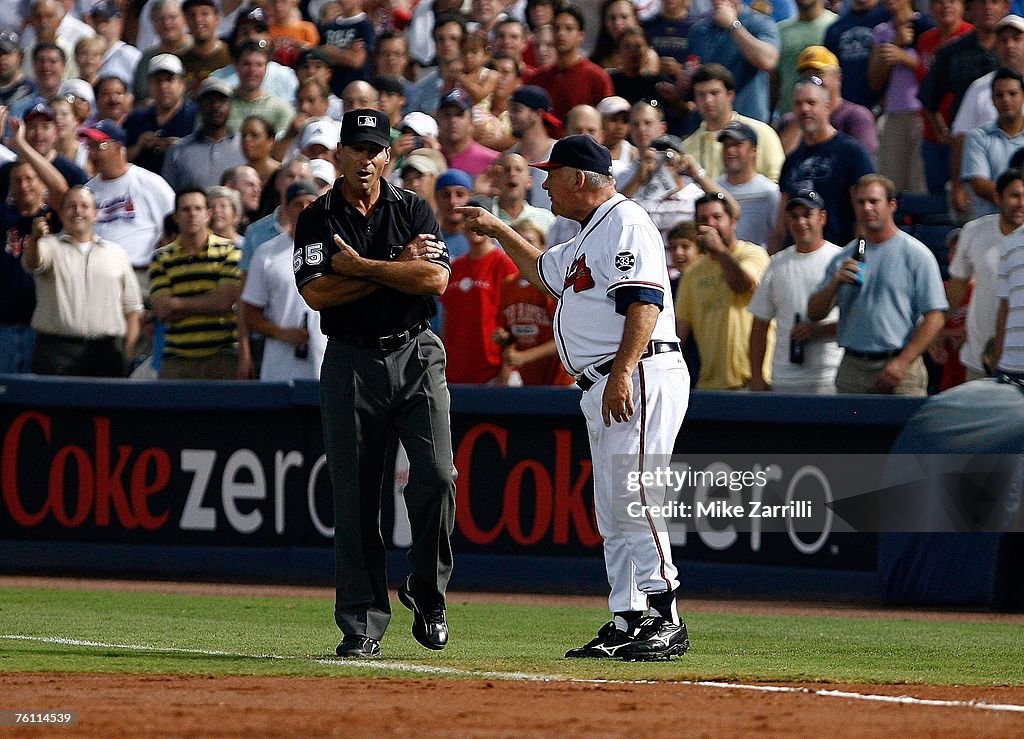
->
[398, 580, 448, 650]
[336, 635, 381, 658]
[618, 616, 689, 661]
[564, 621, 634, 658]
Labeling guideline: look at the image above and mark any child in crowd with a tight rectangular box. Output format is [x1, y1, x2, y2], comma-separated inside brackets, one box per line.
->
[668, 220, 702, 382]
[458, 34, 496, 110]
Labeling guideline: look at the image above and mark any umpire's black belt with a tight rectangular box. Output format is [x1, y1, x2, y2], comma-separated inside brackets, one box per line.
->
[576, 341, 681, 392]
[333, 321, 429, 352]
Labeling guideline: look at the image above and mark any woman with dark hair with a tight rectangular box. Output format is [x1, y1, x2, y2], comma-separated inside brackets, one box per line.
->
[589, 0, 659, 73]
[241, 115, 281, 184]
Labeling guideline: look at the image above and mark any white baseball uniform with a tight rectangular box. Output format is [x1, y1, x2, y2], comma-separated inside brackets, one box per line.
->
[537, 193, 690, 614]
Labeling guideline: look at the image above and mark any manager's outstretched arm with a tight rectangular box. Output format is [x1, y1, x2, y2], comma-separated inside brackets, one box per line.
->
[456, 206, 548, 293]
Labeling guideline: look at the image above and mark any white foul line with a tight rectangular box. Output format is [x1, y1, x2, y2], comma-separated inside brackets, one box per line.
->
[3, 634, 1023, 714]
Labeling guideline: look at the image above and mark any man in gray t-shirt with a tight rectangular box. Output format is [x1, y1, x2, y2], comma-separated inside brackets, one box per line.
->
[808, 174, 947, 395]
[716, 121, 779, 248]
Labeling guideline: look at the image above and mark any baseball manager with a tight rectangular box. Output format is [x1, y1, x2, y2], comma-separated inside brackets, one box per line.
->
[460, 135, 691, 661]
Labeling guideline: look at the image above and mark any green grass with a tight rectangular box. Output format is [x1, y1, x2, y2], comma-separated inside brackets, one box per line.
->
[0, 586, 1022, 686]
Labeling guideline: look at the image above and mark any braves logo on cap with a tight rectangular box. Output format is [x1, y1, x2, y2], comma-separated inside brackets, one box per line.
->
[358, 115, 376, 127]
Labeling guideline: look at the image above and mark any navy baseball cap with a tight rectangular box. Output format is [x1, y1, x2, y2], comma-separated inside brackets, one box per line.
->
[435, 169, 473, 192]
[285, 179, 320, 203]
[339, 108, 391, 148]
[510, 85, 562, 127]
[717, 120, 758, 146]
[78, 118, 127, 144]
[438, 88, 472, 113]
[511, 85, 552, 112]
[786, 189, 825, 211]
[89, 0, 120, 18]
[531, 135, 613, 175]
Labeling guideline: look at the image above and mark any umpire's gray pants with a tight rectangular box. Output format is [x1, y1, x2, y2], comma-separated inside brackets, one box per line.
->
[320, 330, 457, 641]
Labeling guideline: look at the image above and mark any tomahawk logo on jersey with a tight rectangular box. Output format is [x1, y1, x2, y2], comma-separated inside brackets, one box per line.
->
[538, 194, 678, 376]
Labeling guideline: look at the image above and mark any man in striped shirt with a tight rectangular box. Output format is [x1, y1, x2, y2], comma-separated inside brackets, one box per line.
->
[149, 188, 246, 379]
[995, 212, 1024, 378]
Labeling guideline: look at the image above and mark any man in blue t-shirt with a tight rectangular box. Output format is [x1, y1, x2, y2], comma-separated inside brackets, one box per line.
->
[687, 0, 780, 123]
[771, 77, 874, 252]
[318, 2, 375, 98]
[823, 0, 890, 109]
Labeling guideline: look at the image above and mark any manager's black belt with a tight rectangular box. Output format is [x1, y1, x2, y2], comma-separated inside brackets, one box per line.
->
[334, 321, 428, 352]
[843, 348, 902, 361]
[576, 341, 681, 392]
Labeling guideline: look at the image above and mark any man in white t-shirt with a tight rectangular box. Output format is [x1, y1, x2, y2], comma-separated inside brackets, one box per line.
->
[240, 180, 325, 381]
[949, 168, 1024, 380]
[81, 119, 175, 284]
[748, 189, 842, 393]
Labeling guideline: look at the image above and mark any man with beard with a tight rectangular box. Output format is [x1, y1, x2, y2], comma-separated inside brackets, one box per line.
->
[508, 85, 557, 209]
[161, 76, 246, 191]
[293, 108, 456, 659]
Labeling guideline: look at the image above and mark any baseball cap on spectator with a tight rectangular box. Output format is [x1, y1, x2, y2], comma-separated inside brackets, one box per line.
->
[435, 168, 473, 192]
[148, 53, 184, 77]
[310, 158, 336, 187]
[796, 46, 839, 73]
[78, 118, 128, 144]
[531, 134, 613, 175]
[59, 78, 95, 106]
[89, 0, 120, 19]
[717, 121, 758, 146]
[0, 31, 19, 54]
[24, 103, 55, 123]
[510, 85, 561, 128]
[339, 108, 391, 148]
[285, 179, 320, 203]
[651, 134, 686, 155]
[373, 75, 405, 96]
[299, 47, 331, 66]
[403, 151, 446, 177]
[786, 188, 825, 211]
[997, 14, 1024, 33]
[596, 95, 631, 117]
[399, 111, 439, 138]
[299, 118, 341, 151]
[438, 88, 472, 113]
[197, 76, 232, 98]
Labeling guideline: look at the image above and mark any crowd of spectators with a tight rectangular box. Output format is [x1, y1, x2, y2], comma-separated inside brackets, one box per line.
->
[2, 0, 1023, 393]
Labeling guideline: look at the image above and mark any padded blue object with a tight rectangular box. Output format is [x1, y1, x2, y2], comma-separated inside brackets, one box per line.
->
[880, 380, 1024, 607]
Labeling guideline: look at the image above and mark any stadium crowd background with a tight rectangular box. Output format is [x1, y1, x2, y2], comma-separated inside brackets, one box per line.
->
[0, 0, 1020, 394]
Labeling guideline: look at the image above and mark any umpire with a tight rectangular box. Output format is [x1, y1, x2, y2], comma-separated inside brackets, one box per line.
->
[294, 108, 456, 659]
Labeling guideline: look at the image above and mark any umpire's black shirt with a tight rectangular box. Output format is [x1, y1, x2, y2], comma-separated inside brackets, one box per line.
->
[293, 178, 450, 337]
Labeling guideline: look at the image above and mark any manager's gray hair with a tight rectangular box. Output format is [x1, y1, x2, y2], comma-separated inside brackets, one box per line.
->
[584, 170, 615, 189]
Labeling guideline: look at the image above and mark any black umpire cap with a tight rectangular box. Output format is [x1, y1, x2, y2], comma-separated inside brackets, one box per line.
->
[531, 135, 613, 176]
[339, 108, 391, 148]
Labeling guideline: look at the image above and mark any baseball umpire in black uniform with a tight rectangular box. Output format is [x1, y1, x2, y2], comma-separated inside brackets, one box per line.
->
[294, 108, 456, 659]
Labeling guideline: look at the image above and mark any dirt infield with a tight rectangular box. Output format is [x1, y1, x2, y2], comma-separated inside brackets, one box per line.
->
[3, 673, 1024, 738]
[3, 577, 1024, 737]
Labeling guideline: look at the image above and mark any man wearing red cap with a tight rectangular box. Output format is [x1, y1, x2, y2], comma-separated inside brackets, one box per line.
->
[461, 135, 691, 662]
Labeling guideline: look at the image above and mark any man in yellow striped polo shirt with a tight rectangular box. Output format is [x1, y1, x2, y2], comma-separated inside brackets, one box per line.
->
[149, 188, 246, 379]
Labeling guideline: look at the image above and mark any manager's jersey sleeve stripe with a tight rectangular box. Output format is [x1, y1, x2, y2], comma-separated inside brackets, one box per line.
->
[607, 280, 666, 293]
